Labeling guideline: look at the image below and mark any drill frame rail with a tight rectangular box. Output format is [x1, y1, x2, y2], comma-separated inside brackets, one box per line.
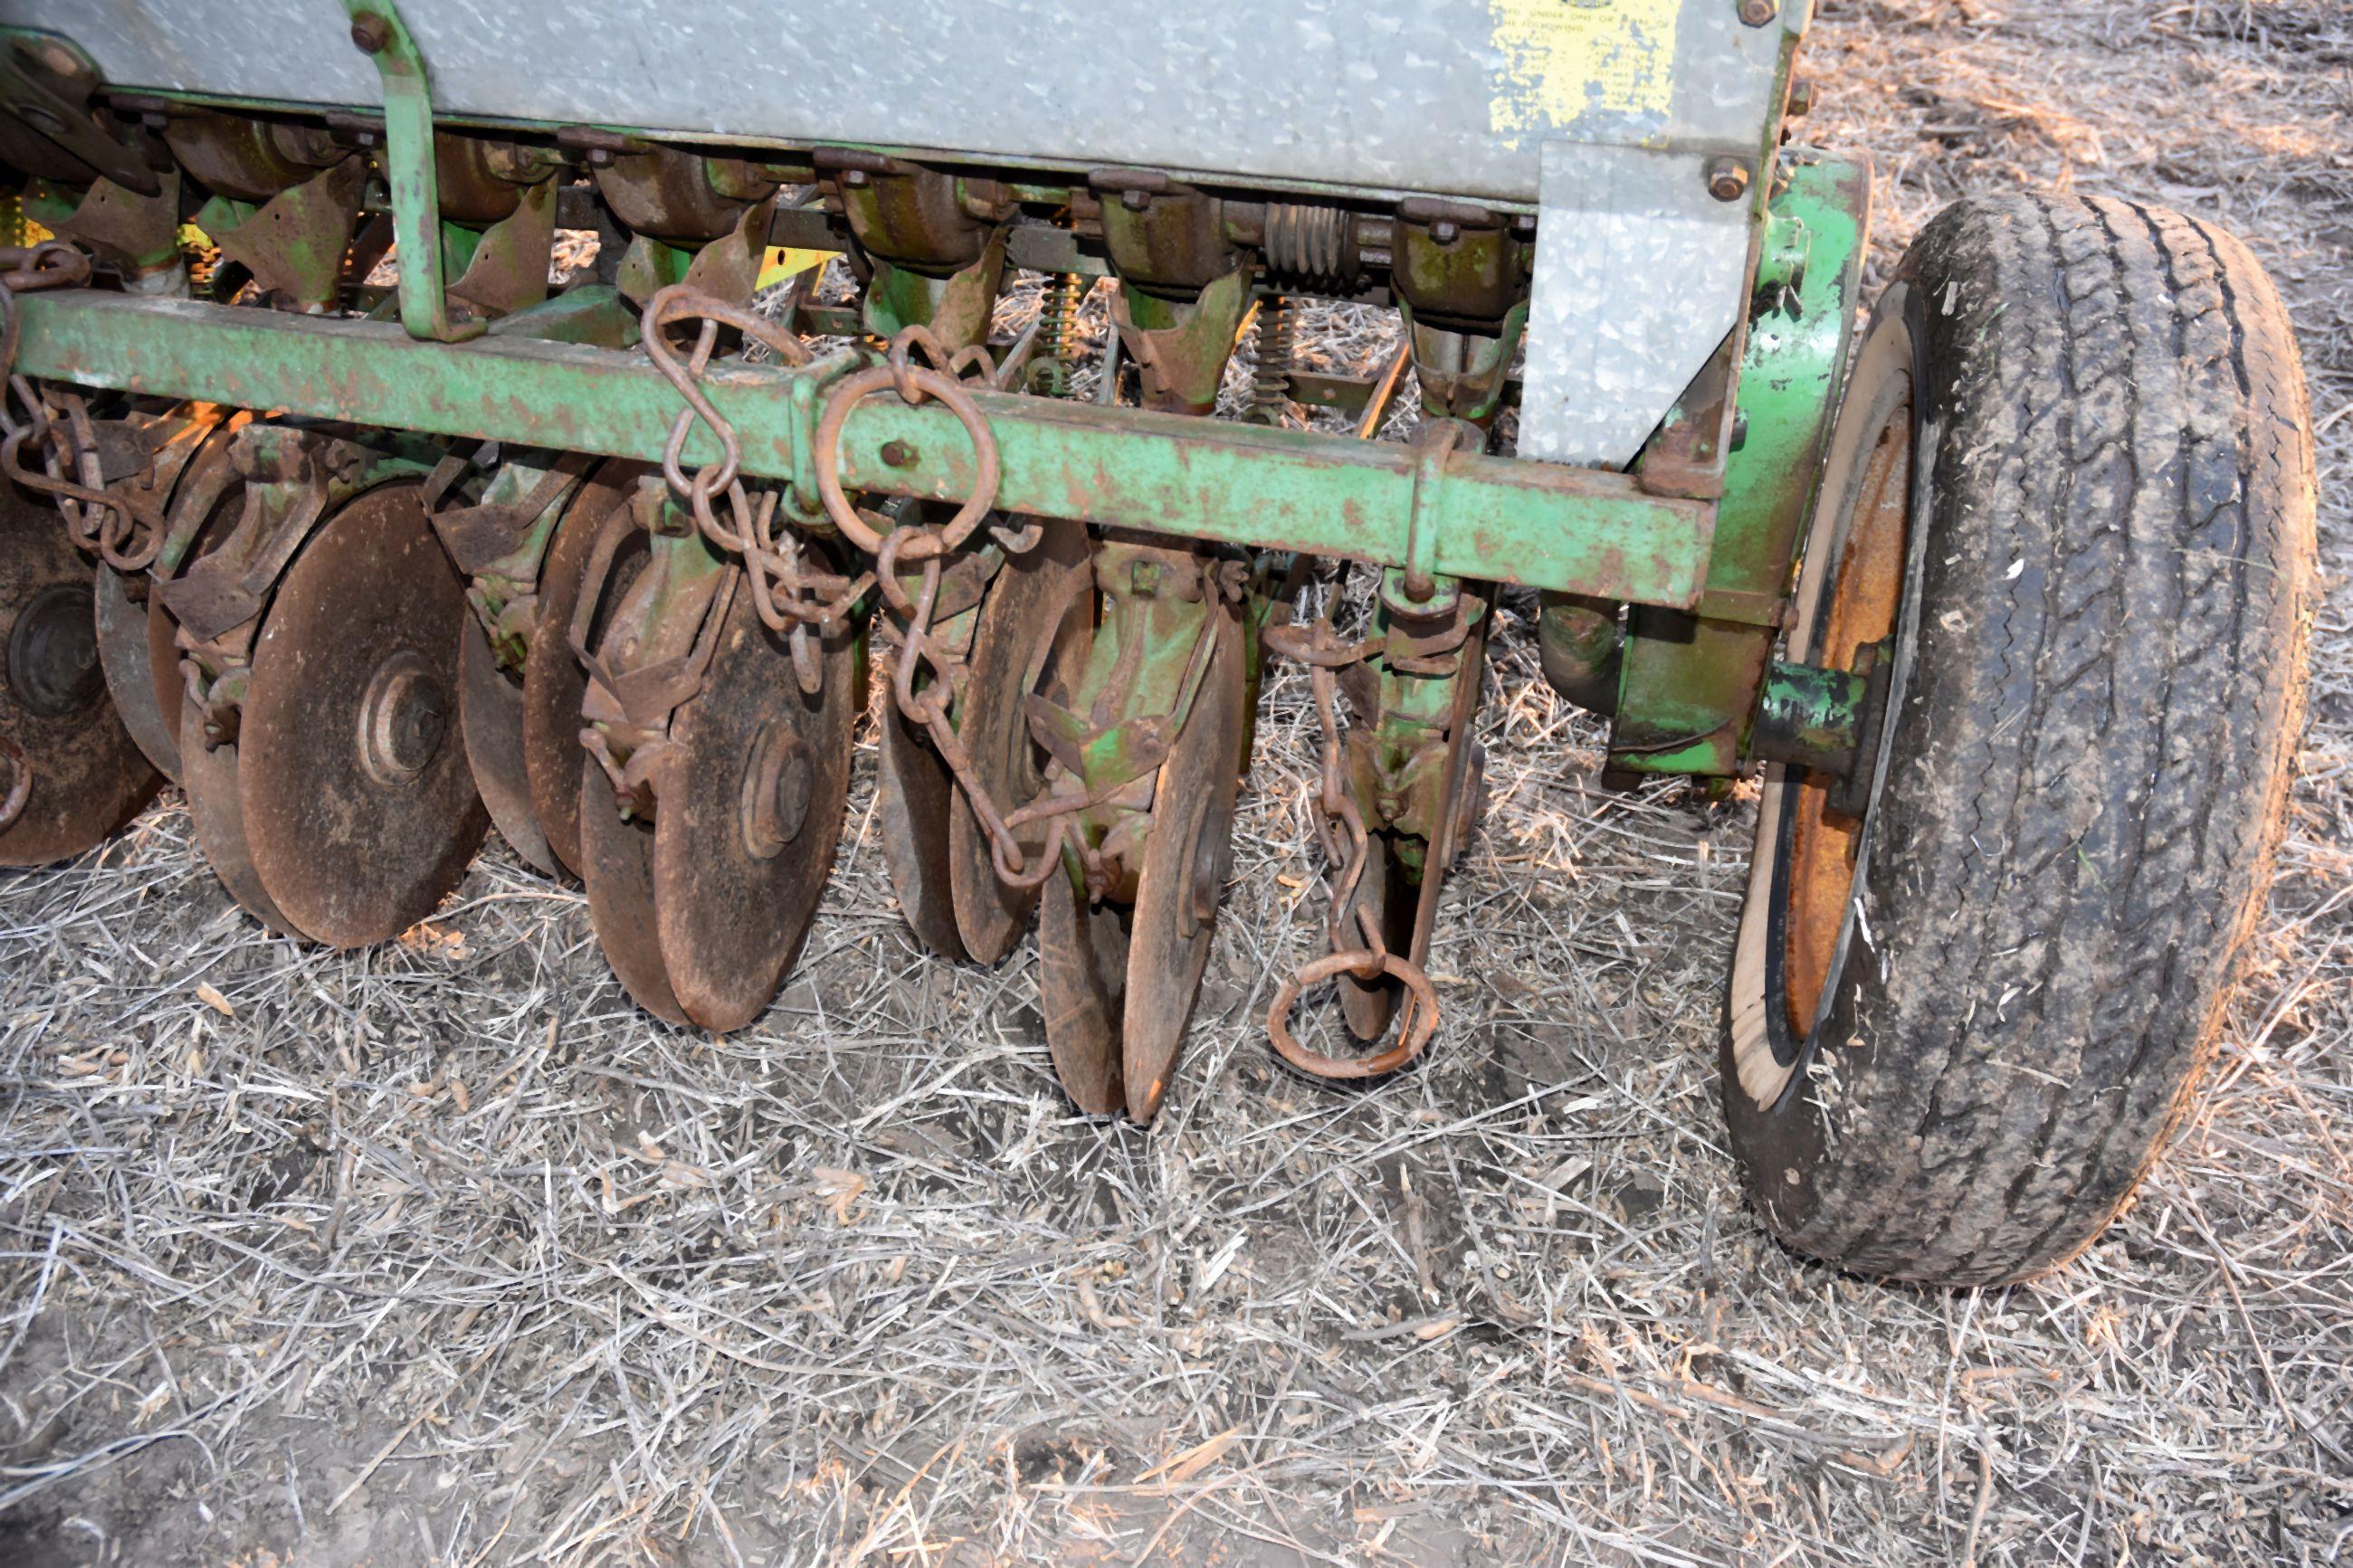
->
[8, 288, 1720, 613]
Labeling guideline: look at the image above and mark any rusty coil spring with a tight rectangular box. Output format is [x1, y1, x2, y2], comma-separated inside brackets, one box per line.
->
[1258, 608, 1442, 1079]
[1247, 297, 1292, 424]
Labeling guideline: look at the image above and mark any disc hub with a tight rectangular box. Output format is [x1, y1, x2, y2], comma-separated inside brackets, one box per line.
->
[741, 722, 812, 859]
[8, 584, 103, 717]
[357, 650, 450, 784]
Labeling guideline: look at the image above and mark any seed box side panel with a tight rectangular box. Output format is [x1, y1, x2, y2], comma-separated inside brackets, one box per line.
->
[5, 0, 1796, 206]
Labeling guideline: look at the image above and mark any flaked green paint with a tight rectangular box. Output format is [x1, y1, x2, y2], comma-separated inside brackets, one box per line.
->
[14, 290, 1713, 608]
[1606, 148, 1870, 775]
[1750, 658, 1862, 774]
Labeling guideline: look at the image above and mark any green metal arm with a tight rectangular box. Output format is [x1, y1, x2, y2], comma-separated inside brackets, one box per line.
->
[12, 290, 1716, 609]
[342, 2, 481, 343]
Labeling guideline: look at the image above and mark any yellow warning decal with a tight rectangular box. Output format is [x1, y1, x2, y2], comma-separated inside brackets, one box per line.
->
[1490, 0, 1681, 145]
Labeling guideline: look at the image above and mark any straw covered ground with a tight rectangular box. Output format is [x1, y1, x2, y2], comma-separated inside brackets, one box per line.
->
[2, 1, 2348, 1563]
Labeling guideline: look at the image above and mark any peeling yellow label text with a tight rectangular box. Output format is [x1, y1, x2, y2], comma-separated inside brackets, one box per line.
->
[1490, 0, 1681, 144]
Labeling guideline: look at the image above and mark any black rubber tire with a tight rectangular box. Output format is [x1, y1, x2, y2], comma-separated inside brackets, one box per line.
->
[1722, 194, 2317, 1287]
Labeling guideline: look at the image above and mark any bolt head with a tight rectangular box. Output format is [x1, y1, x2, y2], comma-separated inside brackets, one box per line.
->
[349, 13, 392, 53]
[1787, 77, 1816, 117]
[879, 440, 918, 470]
[1431, 219, 1461, 246]
[1739, 0, 1777, 25]
[1706, 157, 1752, 204]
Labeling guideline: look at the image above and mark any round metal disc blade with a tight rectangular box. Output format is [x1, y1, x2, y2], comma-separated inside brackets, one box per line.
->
[653, 581, 856, 1032]
[239, 483, 489, 947]
[180, 703, 292, 934]
[1037, 867, 1129, 1117]
[1336, 830, 1415, 1041]
[948, 518, 1092, 964]
[877, 693, 967, 961]
[95, 562, 179, 784]
[461, 613, 559, 875]
[524, 461, 643, 878]
[579, 749, 689, 1025]
[0, 488, 161, 866]
[1121, 611, 1248, 1123]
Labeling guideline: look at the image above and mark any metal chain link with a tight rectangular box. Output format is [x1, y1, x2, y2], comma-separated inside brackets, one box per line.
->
[640, 283, 863, 693]
[811, 322, 1109, 891]
[1259, 597, 1443, 1079]
[638, 286, 1091, 889]
[0, 243, 168, 572]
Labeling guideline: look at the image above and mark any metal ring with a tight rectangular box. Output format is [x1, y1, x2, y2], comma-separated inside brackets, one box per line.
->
[1265, 948, 1442, 1080]
[813, 360, 1001, 556]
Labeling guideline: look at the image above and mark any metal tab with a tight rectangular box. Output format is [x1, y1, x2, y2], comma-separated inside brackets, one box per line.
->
[1518, 140, 1755, 469]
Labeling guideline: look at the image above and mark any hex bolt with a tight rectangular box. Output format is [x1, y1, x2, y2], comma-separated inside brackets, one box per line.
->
[1706, 157, 1753, 204]
[1787, 78, 1817, 117]
[1431, 219, 1461, 247]
[1739, 0, 1777, 25]
[348, 13, 392, 53]
[1121, 188, 1151, 212]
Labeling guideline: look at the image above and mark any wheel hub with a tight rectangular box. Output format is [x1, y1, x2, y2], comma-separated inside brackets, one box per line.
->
[9, 584, 103, 717]
[740, 721, 812, 859]
[358, 649, 450, 784]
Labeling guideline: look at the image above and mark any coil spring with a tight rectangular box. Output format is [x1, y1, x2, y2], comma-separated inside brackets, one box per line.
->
[1031, 271, 1087, 396]
[1247, 295, 1292, 425]
[1263, 203, 1358, 290]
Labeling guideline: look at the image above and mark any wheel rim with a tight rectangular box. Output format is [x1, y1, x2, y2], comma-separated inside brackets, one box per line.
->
[1781, 377, 1914, 1037]
[1728, 295, 1920, 1111]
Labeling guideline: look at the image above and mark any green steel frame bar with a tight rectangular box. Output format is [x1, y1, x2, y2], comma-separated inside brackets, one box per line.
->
[12, 290, 1716, 609]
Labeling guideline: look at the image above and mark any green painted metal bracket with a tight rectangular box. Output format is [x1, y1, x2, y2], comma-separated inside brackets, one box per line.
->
[13, 290, 1714, 609]
[1749, 658, 1862, 774]
[1606, 148, 1871, 775]
[342, 2, 482, 343]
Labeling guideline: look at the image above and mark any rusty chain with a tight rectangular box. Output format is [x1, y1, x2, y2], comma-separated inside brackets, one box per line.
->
[0, 242, 103, 835]
[811, 321, 1110, 891]
[639, 283, 862, 692]
[636, 287, 1092, 887]
[1258, 601, 1443, 1080]
[0, 245, 169, 573]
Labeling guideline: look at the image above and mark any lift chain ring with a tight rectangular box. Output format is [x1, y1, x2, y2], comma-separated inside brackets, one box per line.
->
[1259, 597, 1453, 1080]
[818, 324, 1105, 891]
